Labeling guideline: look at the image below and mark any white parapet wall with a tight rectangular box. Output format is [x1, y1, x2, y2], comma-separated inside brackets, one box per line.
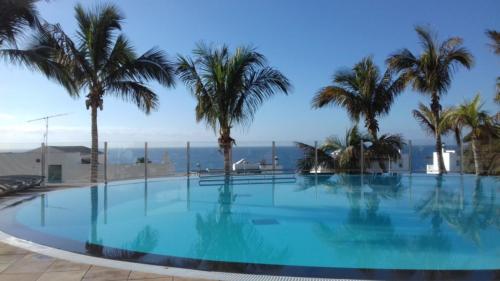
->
[0, 146, 176, 185]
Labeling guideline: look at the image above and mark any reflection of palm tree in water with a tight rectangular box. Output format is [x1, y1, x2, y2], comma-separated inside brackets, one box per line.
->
[416, 176, 498, 246]
[303, 174, 404, 201]
[314, 175, 453, 269]
[86, 186, 102, 255]
[413, 176, 454, 254]
[314, 175, 405, 268]
[444, 177, 498, 245]
[194, 180, 288, 270]
[366, 174, 405, 200]
[416, 176, 448, 236]
[85, 186, 159, 259]
[218, 180, 234, 215]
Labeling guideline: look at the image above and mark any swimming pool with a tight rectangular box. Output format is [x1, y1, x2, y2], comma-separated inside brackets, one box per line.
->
[0, 174, 498, 280]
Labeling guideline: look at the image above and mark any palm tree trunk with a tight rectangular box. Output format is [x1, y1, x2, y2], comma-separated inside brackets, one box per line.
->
[368, 128, 387, 173]
[90, 104, 99, 183]
[378, 159, 387, 173]
[435, 132, 446, 174]
[223, 142, 232, 175]
[471, 136, 480, 175]
[219, 128, 232, 175]
[431, 94, 446, 174]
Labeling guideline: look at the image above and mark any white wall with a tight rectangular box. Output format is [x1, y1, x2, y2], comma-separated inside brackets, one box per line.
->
[0, 150, 176, 185]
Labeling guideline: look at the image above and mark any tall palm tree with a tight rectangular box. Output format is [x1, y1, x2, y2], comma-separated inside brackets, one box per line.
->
[493, 81, 499, 106]
[177, 43, 291, 173]
[0, 0, 40, 47]
[3, 4, 175, 183]
[441, 108, 465, 172]
[387, 26, 474, 174]
[312, 56, 406, 140]
[412, 103, 456, 172]
[445, 94, 497, 175]
[485, 30, 500, 104]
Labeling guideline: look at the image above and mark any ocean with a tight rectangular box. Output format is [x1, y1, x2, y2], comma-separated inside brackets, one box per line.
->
[107, 145, 446, 173]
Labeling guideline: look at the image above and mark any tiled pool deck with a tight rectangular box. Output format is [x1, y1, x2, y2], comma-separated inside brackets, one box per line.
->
[0, 242, 195, 281]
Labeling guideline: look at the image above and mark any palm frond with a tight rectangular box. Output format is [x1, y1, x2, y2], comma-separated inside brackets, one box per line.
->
[295, 141, 336, 172]
[0, 0, 40, 47]
[314, 57, 405, 138]
[448, 93, 496, 141]
[75, 3, 123, 70]
[311, 86, 357, 110]
[176, 43, 290, 135]
[486, 30, 500, 55]
[108, 47, 175, 88]
[387, 26, 474, 97]
[1, 22, 80, 96]
[412, 103, 436, 135]
[415, 25, 437, 60]
[107, 81, 158, 114]
[368, 133, 404, 160]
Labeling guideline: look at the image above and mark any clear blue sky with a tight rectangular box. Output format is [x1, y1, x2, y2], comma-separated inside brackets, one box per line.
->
[0, 0, 498, 147]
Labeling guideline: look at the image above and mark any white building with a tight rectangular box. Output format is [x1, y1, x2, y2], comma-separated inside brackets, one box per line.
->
[0, 146, 174, 184]
[426, 149, 460, 174]
[0, 146, 104, 184]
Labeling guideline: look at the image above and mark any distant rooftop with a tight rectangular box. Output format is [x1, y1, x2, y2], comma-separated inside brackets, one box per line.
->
[27, 146, 102, 155]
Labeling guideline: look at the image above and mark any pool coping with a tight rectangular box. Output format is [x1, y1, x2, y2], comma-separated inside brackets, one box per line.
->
[0, 186, 368, 281]
[0, 229, 364, 281]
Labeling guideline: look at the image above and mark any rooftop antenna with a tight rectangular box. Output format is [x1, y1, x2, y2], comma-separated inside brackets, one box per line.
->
[27, 113, 70, 185]
[27, 113, 70, 147]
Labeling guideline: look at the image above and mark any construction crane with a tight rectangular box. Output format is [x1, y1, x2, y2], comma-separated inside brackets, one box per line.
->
[27, 113, 70, 147]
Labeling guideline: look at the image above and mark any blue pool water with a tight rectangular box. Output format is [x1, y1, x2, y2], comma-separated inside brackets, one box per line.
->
[3, 175, 500, 275]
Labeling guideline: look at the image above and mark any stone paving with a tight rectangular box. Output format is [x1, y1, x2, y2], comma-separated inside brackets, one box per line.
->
[0, 242, 213, 281]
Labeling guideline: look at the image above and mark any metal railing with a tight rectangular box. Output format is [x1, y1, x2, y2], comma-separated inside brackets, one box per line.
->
[0, 138, 497, 187]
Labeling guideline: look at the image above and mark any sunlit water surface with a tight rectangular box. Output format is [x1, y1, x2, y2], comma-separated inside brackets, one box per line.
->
[9, 175, 500, 270]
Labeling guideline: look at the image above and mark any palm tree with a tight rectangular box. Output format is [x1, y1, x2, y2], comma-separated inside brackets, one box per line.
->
[295, 142, 336, 174]
[3, 4, 175, 183]
[412, 104, 457, 172]
[312, 56, 406, 140]
[296, 125, 369, 173]
[441, 108, 465, 172]
[485, 30, 500, 104]
[177, 43, 291, 173]
[0, 0, 40, 48]
[387, 26, 474, 174]
[494, 81, 499, 105]
[486, 30, 500, 55]
[366, 133, 404, 172]
[445, 94, 497, 175]
[323, 125, 369, 172]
